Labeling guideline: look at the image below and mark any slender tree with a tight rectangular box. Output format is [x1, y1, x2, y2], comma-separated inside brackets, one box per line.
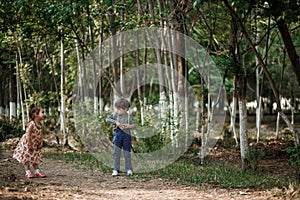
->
[222, 0, 299, 145]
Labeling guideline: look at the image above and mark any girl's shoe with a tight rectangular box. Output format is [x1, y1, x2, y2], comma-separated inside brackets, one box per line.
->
[34, 173, 46, 178]
[25, 173, 34, 179]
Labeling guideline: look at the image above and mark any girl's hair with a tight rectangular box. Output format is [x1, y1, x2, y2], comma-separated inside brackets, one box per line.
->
[29, 104, 42, 120]
[115, 98, 130, 110]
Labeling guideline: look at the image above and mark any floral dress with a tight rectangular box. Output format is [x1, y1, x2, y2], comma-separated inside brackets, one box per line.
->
[13, 121, 43, 165]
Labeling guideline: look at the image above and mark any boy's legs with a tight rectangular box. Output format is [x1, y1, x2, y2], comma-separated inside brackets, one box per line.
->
[113, 130, 122, 172]
[123, 133, 132, 172]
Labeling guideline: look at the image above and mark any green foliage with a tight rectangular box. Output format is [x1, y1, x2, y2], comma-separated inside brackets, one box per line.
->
[284, 145, 300, 169]
[249, 146, 266, 171]
[98, 112, 114, 141]
[152, 160, 294, 189]
[0, 117, 24, 142]
[284, 145, 300, 182]
[134, 131, 166, 153]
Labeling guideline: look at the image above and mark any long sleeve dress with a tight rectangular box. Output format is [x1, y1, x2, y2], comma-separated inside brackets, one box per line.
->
[13, 121, 43, 165]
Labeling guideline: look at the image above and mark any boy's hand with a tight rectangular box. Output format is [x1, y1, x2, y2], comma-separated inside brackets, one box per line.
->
[116, 121, 123, 128]
[124, 124, 131, 129]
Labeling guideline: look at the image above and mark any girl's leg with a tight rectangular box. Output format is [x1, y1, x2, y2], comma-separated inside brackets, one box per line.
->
[32, 163, 39, 170]
[32, 163, 40, 174]
[24, 162, 30, 171]
[32, 163, 46, 177]
[24, 162, 34, 178]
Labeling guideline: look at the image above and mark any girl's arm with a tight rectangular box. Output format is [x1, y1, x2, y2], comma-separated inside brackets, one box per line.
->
[38, 137, 43, 149]
[26, 123, 34, 151]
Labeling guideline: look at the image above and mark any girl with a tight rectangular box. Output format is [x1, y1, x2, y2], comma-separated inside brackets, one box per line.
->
[13, 104, 46, 179]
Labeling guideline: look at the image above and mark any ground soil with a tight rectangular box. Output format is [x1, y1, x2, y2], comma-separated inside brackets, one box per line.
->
[0, 150, 282, 200]
[1, 123, 299, 200]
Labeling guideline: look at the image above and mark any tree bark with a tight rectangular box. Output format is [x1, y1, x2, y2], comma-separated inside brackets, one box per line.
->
[107, 6, 119, 99]
[0, 64, 4, 117]
[276, 19, 300, 85]
[60, 39, 67, 146]
[238, 85, 250, 170]
[9, 64, 17, 121]
[87, 6, 98, 113]
[228, 10, 250, 169]
[171, 0, 187, 97]
[230, 76, 238, 145]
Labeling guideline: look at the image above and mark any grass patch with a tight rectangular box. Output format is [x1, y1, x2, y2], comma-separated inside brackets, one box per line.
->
[151, 160, 296, 189]
[45, 152, 111, 173]
[45, 151, 297, 190]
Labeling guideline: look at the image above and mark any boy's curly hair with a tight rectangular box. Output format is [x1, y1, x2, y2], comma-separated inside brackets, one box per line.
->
[115, 98, 130, 110]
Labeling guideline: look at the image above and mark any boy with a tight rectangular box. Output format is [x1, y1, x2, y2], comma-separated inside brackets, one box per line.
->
[106, 98, 135, 176]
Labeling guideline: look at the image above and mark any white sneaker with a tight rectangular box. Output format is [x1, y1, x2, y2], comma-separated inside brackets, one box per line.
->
[127, 170, 133, 176]
[112, 170, 118, 176]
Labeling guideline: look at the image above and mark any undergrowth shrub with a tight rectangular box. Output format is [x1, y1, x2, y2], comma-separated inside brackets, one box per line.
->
[0, 117, 24, 142]
[285, 145, 300, 182]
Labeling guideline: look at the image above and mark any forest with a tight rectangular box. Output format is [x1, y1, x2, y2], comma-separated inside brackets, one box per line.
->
[1, 0, 300, 199]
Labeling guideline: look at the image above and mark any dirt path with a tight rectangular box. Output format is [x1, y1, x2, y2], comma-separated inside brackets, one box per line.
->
[0, 150, 281, 200]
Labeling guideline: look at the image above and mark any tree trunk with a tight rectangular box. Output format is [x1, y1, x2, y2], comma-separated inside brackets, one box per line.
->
[9, 64, 17, 121]
[276, 19, 300, 85]
[200, 76, 205, 164]
[291, 95, 295, 125]
[16, 42, 29, 122]
[279, 112, 299, 144]
[276, 50, 286, 139]
[168, 0, 188, 148]
[120, 0, 125, 96]
[276, 111, 280, 139]
[98, 17, 104, 115]
[255, 21, 262, 142]
[0, 64, 6, 117]
[171, 0, 187, 97]
[60, 39, 67, 146]
[228, 10, 250, 169]
[230, 76, 238, 145]
[199, 23, 214, 163]
[45, 37, 60, 111]
[87, 6, 98, 114]
[238, 86, 250, 170]
[108, 6, 119, 99]
[15, 47, 25, 130]
[75, 39, 83, 102]
[147, 0, 167, 134]
[136, 0, 148, 126]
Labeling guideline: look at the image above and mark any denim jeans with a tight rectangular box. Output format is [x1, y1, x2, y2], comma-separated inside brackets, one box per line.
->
[113, 129, 132, 172]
